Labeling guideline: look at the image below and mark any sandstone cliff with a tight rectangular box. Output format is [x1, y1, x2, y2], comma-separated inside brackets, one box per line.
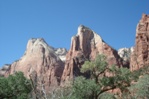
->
[130, 14, 149, 71]
[1, 13, 149, 95]
[5, 38, 66, 91]
[61, 25, 122, 85]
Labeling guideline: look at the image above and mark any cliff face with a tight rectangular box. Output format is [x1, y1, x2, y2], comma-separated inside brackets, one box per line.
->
[5, 38, 66, 91]
[2, 25, 123, 90]
[3, 13, 149, 91]
[130, 14, 149, 71]
[61, 25, 122, 85]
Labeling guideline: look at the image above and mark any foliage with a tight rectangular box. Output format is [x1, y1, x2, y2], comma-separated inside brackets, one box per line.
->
[0, 72, 32, 99]
[99, 92, 116, 99]
[72, 76, 98, 99]
[81, 54, 107, 74]
[129, 74, 149, 99]
[68, 54, 136, 99]
[50, 54, 149, 99]
[43, 86, 73, 99]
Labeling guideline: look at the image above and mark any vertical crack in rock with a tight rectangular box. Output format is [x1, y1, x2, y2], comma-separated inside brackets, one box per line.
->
[130, 14, 149, 71]
[5, 38, 66, 92]
[61, 25, 122, 86]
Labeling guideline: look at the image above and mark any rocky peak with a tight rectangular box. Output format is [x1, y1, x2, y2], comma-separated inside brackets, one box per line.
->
[55, 48, 67, 62]
[130, 14, 149, 71]
[5, 38, 65, 91]
[25, 38, 55, 56]
[70, 25, 105, 58]
[23, 38, 67, 62]
[118, 47, 134, 68]
[118, 47, 133, 61]
[61, 25, 122, 85]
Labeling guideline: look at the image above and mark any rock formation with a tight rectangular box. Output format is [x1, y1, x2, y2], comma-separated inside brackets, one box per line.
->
[1, 13, 149, 96]
[55, 48, 67, 62]
[118, 47, 133, 68]
[61, 25, 122, 85]
[130, 14, 149, 71]
[0, 64, 10, 76]
[5, 38, 66, 91]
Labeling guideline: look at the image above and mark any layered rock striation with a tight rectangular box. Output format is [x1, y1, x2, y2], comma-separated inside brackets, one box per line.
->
[130, 14, 149, 71]
[5, 38, 66, 91]
[61, 25, 122, 85]
[2, 13, 149, 94]
[55, 48, 67, 62]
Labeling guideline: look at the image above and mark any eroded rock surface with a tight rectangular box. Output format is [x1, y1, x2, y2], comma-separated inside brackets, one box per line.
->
[61, 25, 122, 85]
[118, 47, 133, 68]
[130, 14, 149, 71]
[55, 48, 67, 62]
[5, 38, 65, 91]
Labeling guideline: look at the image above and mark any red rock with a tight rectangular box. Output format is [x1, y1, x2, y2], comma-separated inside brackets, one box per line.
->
[5, 38, 65, 91]
[130, 14, 149, 71]
[61, 25, 122, 85]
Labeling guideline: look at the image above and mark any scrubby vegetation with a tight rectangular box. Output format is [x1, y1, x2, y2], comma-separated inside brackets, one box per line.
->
[50, 54, 149, 99]
[1, 54, 149, 99]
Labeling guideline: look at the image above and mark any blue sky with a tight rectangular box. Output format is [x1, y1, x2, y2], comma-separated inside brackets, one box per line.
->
[0, 0, 149, 67]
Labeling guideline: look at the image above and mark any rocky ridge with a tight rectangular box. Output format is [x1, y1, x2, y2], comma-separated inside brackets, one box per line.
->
[5, 38, 66, 91]
[1, 13, 149, 93]
[61, 25, 122, 85]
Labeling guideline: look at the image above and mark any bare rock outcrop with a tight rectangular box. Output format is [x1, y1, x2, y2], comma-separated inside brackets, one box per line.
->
[55, 48, 67, 62]
[118, 47, 133, 68]
[61, 25, 122, 85]
[130, 14, 149, 71]
[5, 38, 65, 91]
[0, 64, 10, 76]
